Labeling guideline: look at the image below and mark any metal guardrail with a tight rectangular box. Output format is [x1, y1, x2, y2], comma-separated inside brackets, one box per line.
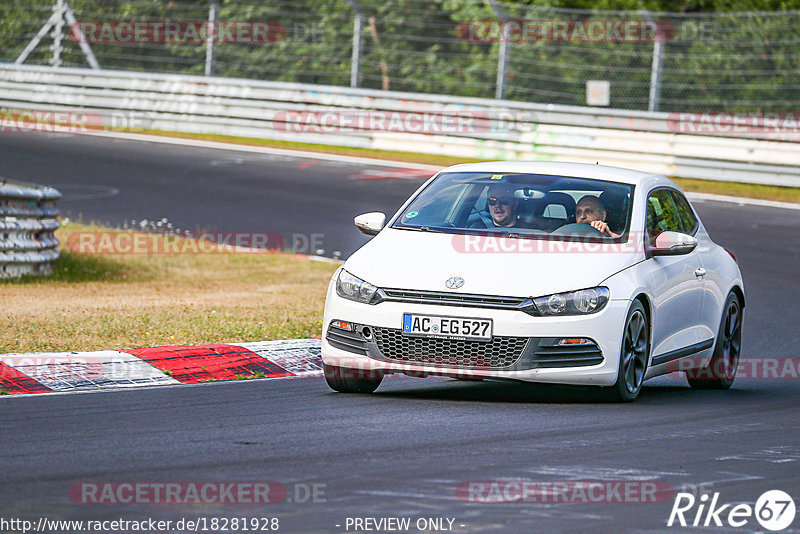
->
[1, 64, 800, 186]
[0, 178, 61, 278]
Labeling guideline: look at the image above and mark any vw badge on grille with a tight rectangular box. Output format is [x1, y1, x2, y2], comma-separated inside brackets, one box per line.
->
[445, 276, 465, 289]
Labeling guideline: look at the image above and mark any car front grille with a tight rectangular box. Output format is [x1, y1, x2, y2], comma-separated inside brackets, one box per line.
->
[375, 289, 536, 314]
[373, 327, 528, 368]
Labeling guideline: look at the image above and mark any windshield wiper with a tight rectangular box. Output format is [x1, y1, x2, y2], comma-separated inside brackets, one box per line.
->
[397, 225, 434, 232]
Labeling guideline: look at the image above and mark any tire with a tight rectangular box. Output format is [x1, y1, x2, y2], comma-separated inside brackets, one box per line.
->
[323, 362, 383, 393]
[687, 292, 742, 390]
[605, 300, 650, 402]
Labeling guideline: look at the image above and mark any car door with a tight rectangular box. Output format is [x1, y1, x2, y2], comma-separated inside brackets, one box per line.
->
[643, 188, 709, 364]
[669, 189, 720, 343]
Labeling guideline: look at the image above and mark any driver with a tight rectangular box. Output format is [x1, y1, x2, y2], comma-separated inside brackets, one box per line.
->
[484, 184, 518, 228]
[575, 195, 620, 237]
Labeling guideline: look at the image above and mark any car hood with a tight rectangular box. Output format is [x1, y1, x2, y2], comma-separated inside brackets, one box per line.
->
[344, 228, 640, 298]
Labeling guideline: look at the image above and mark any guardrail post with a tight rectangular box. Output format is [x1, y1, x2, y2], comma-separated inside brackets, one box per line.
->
[16, 0, 100, 69]
[648, 40, 664, 112]
[348, 0, 363, 88]
[641, 11, 663, 112]
[205, 0, 218, 77]
[486, 0, 509, 100]
[496, 31, 509, 100]
[50, 0, 66, 67]
[351, 13, 363, 88]
[15, 1, 63, 66]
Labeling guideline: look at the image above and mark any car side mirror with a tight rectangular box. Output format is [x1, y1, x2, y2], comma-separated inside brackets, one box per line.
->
[354, 212, 386, 236]
[650, 231, 698, 256]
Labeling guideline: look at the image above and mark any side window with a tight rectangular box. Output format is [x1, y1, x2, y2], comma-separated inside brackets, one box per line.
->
[542, 204, 567, 219]
[646, 189, 682, 242]
[670, 190, 698, 234]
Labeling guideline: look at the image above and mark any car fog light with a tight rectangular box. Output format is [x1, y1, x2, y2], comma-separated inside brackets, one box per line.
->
[558, 338, 592, 346]
[359, 326, 373, 340]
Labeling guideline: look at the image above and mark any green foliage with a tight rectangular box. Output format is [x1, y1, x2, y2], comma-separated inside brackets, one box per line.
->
[0, 250, 146, 285]
[1, 0, 799, 110]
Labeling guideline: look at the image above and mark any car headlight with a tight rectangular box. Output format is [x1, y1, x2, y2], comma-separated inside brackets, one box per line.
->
[533, 287, 609, 316]
[336, 269, 378, 304]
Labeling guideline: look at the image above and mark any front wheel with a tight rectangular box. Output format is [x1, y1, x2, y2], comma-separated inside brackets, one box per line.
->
[323, 362, 383, 393]
[605, 300, 649, 402]
[687, 292, 742, 390]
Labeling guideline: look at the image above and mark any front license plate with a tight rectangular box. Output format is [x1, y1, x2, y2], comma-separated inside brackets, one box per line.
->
[402, 314, 493, 342]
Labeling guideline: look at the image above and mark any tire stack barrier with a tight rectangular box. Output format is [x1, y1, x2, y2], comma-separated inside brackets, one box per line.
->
[0, 178, 61, 278]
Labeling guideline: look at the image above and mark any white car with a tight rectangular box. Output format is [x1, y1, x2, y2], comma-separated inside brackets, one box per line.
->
[321, 162, 744, 401]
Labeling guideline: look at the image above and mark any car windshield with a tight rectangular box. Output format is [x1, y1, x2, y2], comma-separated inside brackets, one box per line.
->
[391, 172, 635, 241]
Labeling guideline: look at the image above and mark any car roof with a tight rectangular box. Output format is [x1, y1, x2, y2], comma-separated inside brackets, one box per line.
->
[438, 161, 671, 187]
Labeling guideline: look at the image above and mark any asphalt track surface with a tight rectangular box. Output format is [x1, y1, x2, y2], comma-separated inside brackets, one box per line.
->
[1, 133, 800, 533]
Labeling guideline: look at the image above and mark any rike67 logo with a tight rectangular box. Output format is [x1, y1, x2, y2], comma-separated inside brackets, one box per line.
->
[668, 490, 796, 531]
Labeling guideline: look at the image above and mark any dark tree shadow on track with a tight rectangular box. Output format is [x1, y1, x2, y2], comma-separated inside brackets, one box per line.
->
[362, 376, 765, 405]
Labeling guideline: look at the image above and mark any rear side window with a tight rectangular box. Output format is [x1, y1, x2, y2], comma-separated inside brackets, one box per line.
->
[542, 204, 567, 219]
[670, 190, 698, 234]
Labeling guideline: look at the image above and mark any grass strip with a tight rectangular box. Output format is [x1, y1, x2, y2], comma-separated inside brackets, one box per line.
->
[0, 223, 338, 353]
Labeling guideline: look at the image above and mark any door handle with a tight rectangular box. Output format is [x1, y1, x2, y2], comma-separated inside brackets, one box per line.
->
[695, 268, 706, 278]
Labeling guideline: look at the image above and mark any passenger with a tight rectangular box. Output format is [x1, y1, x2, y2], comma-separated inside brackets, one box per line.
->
[485, 184, 519, 228]
[575, 195, 620, 237]
[470, 184, 519, 228]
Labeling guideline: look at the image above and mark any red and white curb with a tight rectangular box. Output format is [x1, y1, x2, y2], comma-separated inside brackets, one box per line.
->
[0, 339, 322, 396]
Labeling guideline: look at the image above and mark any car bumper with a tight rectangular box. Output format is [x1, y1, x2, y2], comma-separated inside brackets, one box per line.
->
[322, 282, 631, 387]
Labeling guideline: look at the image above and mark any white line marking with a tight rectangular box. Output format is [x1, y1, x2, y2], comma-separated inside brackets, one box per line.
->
[83, 130, 444, 170]
[686, 191, 800, 210]
[524, 466, 686, 480]
[80, 130, 800, 211]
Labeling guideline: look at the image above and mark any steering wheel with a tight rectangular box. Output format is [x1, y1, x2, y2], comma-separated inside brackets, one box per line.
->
[467, 206, 495, 229]
[551, 222, 605, 237]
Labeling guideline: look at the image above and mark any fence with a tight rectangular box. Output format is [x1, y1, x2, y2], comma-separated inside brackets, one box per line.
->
[2, 64, 800, 186]
[2, 0, 800, 112]
[0, 178, 61, 279]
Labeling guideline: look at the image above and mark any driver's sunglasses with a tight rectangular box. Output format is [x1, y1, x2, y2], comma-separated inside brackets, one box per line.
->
[487, 196, 512, 207]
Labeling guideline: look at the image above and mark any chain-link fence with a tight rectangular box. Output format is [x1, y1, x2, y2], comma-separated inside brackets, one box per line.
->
[2, 0, 799, 112]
